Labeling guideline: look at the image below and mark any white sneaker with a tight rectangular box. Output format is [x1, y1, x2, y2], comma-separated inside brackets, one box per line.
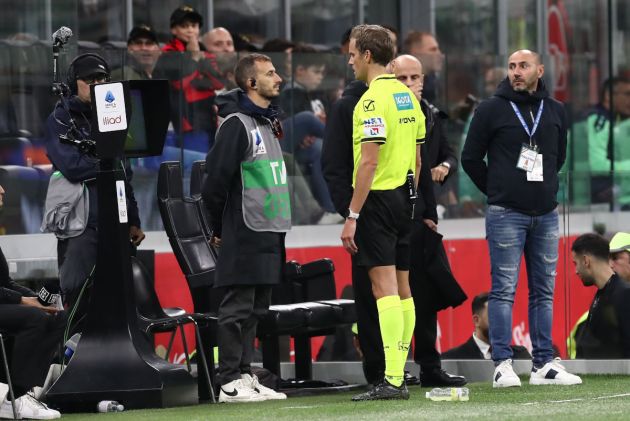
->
[0, 393, 61, 419]
[218, 378, 266, 403]
[493, 359, 522, 388]
[530, 358, 582, 385]
[242, 373, 287, 401]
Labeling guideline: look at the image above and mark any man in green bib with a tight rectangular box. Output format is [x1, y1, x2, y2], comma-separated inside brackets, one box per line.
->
[203, 53, 290, 403]
[343, 24, 425, 401]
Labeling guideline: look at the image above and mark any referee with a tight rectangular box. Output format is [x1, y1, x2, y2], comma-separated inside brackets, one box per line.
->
[342, 24, 425, 401]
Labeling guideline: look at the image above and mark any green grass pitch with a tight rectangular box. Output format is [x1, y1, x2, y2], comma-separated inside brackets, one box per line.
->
[61, 375, 630, 420]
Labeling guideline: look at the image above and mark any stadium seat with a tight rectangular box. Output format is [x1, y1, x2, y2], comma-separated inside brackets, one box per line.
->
[130, 256, 216, 403]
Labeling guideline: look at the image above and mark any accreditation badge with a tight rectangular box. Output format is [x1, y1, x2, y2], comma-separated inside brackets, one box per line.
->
[516, 143, 537, 172]
[526, 154, 544, 182]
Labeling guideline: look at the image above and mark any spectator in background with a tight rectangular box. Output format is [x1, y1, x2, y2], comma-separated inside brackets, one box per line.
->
[403, 31, 443, 104]
[153, 5, 225, 151]
[202, 27, 238, 91]
[110, 25, 161, 81]
[582, 77, 630, 205]
[572, 233, 630, 358]
[279, 44, 340, 222]
[202, 27, 235, 54]
[609, 232, 630, 282]
[442, 292, 531, 360]
[262, 38, 296, 82]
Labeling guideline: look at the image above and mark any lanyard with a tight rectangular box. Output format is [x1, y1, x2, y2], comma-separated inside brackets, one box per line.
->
[510, 100, 544, 146]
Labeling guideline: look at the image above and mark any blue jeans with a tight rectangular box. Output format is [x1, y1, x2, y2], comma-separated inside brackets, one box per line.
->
[485, 205, 558, 367]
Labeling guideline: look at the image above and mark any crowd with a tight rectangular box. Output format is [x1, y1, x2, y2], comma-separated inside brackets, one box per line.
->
[1, 3, 630, 417]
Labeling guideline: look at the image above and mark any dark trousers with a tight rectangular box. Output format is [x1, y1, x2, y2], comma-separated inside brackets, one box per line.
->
[353, 257, 442, 383]
[0, 306, 67, 397]
[57, 227, 98, 308]
[217, 285, 272, 386]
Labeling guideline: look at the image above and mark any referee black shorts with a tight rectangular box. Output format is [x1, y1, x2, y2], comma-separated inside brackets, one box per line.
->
[354, 183, 413, 270]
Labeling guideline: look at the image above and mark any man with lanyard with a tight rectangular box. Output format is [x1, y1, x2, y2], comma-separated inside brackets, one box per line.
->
[462, 49, 581, 387]
[342, 24, 424, 401]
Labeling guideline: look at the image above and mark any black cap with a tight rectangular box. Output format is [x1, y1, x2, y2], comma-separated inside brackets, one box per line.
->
[73, 54, 109, 79]
[128, 25, 158, 45]
[170, 5, 203, 28]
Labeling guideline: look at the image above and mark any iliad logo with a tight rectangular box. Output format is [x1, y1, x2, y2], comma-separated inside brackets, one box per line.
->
[103, 115, 122, 125]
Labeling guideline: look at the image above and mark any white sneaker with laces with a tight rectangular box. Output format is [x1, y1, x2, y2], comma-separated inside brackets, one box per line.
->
[242, 373, 287, 400]
[218, 378, 266, 403]
[317, 212, 344, 225]
[530, 358, 582, 385]
[0, 393, 61, 419]
[493, 359, 522, 388]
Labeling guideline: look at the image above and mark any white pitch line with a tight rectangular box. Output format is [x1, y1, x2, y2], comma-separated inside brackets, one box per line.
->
[522, 392, 630, 405]
[281, 405, 321, 409]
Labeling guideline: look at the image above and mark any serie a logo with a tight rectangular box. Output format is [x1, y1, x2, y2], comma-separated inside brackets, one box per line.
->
[103, 115, 122, 125]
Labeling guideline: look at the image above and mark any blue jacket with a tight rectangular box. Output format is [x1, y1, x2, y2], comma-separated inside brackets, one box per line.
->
[44, 96, 140, 228]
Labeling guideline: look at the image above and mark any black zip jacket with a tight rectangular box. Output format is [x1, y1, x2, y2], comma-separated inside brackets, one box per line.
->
[461, 78, 567, 215]
[322, 80, 437, 222]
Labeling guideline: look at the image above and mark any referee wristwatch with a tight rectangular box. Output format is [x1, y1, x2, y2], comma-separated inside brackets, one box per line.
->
[347, 209, 360, 220]
[440, 161, 451, 170]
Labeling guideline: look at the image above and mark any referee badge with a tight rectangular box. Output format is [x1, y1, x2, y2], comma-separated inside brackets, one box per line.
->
[363, 99, 375, 112]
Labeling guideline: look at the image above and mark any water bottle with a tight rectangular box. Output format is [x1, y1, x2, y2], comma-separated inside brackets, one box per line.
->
[64, 333, 81, 360]
[425, 387, 469, 401]
[97, 400, 124, 413]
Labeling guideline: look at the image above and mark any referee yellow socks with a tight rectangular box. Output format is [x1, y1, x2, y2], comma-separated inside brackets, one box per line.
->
[377, 295, 404, 387]
[400, 297, 415, 369]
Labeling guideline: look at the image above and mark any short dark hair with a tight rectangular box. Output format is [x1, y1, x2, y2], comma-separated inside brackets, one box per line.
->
[350, 24, 395, 66]
[600, 76, 630, 102]
[472, 292, 489, 316]
[403, 31, 431, 54]
[234, 53, 272, 91]
[262, 38, 296, 53]
[340, 28, 352, 47]
[572, 233, 610, 261]
[292, 44, 324, 70]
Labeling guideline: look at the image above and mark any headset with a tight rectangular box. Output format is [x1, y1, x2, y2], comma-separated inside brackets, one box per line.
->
[66, 53, 111, 96]
[250, 78, 257, 88]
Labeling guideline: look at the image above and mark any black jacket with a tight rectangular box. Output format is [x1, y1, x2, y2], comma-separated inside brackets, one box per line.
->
[576, 274, 630, 358]
[202, 89, 285, 287]
[441, 335, 531, 360]
[461, 78, 568, 215]
[0, 247, 36, 305]
[322, 80, 367, 217]
[44, 97, 141, 228]
[421, 99, 458, 182]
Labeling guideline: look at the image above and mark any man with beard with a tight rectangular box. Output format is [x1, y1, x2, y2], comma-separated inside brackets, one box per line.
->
[202, 53, 289, 403]
[462, 49, 581, 387]
[572, 233, 630, 359]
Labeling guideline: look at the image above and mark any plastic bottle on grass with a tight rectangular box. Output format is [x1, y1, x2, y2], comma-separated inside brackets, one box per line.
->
[97, 400, 125, 412]
[425, 387, 469, 401]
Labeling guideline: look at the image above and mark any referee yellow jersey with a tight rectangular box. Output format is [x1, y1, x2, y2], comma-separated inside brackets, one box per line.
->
[352, 74, 425, 190]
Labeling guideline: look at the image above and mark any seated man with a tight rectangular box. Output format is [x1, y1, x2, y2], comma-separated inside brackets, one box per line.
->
[0, 185, 65, 419]
[572, 233, 630, 358]
[609, 231, 630, 282]
[442, 292, 531, 360]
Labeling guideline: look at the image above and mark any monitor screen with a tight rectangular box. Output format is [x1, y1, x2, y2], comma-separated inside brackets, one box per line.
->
[124, 89, 148, 155]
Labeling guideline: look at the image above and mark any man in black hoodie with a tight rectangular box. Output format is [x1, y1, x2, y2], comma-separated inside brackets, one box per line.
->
[462, 49, 580, 388]
[203, 53, 289, 403]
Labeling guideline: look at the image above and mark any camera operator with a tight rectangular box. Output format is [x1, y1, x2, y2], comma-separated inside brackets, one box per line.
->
[43, 54, 144, 327]
[0, 184, 65, 419]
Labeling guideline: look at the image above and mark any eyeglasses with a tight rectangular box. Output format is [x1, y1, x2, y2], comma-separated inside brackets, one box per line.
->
[80, 74, 109, 85]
